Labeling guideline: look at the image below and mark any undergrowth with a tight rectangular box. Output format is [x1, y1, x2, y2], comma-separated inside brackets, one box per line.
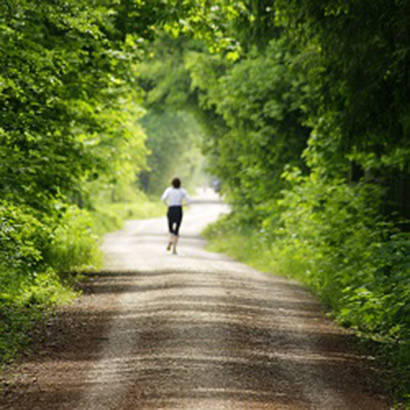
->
[0, 195, 163, 365]
[203, 209, 410, 407]
[90, 198, 164, 235]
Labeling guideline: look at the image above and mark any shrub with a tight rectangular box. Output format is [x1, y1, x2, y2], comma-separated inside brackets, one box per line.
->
[271, 171, 383, 307]
[0, 202, 50, 278]
[205, 171, 410, 402]
[45, 205, 101, 274]
[0, 202, 97, 363]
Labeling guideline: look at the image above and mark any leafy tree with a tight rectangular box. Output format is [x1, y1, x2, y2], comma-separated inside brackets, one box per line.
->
[274, 0, 410, 217]
[0, 0, 208, 362]
[136, 34, 207, 194]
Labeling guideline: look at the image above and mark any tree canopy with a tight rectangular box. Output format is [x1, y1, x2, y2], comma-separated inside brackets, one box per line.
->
[1, 0, 409, 401]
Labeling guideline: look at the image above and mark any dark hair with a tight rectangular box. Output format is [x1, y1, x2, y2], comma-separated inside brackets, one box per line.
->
[171, 177, 181, 188]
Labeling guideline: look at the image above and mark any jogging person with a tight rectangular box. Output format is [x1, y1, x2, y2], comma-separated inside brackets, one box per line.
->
[161, 177, 189, 254]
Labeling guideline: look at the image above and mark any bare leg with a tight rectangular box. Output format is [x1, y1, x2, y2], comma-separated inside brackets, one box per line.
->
[172, 235, 178, 255]
[166, 234, 173, 251]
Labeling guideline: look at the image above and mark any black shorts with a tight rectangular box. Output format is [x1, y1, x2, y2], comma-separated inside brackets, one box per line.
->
[167, 206, 183, 236]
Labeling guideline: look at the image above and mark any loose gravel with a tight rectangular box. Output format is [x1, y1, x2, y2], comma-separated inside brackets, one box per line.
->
[0, 193, 390, 409]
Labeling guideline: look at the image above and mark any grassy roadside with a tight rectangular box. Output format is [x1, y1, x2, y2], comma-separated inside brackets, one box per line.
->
[0, 272, 78, 365]
[202, 216, 410, 408]
[0, 196, 164, 367]
[90, 198, 165, 236]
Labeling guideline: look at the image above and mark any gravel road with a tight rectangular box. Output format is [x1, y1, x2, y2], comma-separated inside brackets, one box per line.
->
[1, 192, 389, 409]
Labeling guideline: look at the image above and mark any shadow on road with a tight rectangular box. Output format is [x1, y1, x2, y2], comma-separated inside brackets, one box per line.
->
[1, 268, 389, 410]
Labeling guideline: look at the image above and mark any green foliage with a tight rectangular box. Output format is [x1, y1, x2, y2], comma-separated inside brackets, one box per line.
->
[136, 35, 207, 194]
[0, 192, 164, 364]
[0, 0, 212, 365]
[205, 202, 410, 402]
[1, 0, 409, 403]
[203, 213, 274, 272]
[90, 195, 165, 236]
[0, 303, 43, 364]
[274, 171, 383, 304]
[274, 0, 410, 152]
[1, 0, 112, 207]
[0, 266, 77, 363]
[0, 202, 49, 279]
[140, 110, 205, 194]
[194, 3, 410, 403]
[0, 200, 92, 363]
[186, 39, 310, 218]
[45, 206, 101, 274]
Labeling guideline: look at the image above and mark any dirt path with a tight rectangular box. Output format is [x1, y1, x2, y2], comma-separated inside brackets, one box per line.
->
[1, 192, 390, 409]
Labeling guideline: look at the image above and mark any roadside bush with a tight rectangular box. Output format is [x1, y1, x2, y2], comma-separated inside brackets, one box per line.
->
[0, 201, 50, 283]
[45, 205, 101, 274]
[0, 195, 165, 364]
[0, 300, 43, 363]
[271, 170, 382, 307]
[275, 173, 410, 398]
[269, 170, 410, 346]
[0, 202, 98, 363]
[204, 172, 410, 401]
[0, 266, 77, 363]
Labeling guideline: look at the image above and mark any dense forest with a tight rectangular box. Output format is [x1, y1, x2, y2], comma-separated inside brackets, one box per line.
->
[1, 0, 409, 403]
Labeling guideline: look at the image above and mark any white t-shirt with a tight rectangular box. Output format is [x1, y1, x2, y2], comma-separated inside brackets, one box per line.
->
[161, 187, 189, 206]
